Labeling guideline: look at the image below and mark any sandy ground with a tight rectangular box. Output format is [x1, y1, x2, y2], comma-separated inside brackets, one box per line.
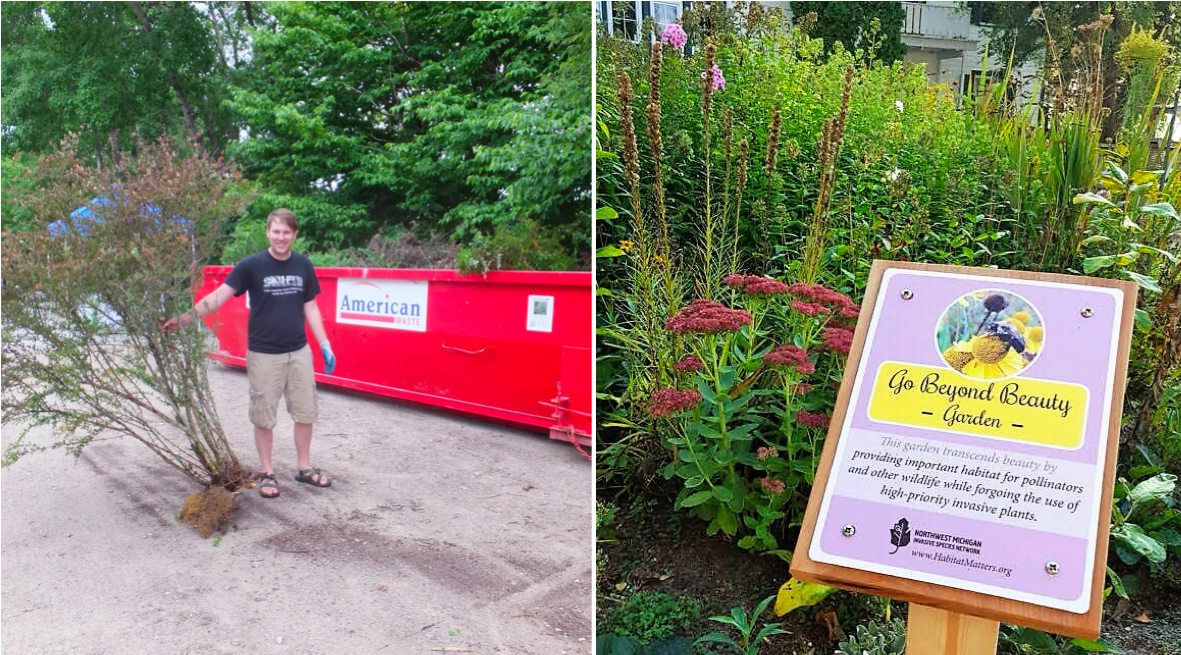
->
[1, 361, 594, 655]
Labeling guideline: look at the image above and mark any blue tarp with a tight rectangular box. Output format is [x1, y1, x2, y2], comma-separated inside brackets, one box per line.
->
[47, 195, 173, 236]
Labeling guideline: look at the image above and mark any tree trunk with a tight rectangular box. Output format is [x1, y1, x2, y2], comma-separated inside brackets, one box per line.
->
[170, 74, 204, 151]
[208, 1, 228, 70]
[130, 1, 204, 153]
[108, 129, 123, 167]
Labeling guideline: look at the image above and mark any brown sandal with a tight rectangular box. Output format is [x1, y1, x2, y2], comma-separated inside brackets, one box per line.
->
[295, 468, 331, 488]
[258, 474, 280, 498]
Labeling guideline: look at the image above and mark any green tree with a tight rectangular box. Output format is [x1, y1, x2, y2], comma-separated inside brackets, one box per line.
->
[1, 1, 245, 161]
[974, 1, 1181, 139]
[227, 1, 590, 260]
[792, 2, 906, 63]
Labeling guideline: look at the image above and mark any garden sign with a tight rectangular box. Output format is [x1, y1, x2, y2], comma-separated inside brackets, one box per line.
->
[791, 261, 1137, 645]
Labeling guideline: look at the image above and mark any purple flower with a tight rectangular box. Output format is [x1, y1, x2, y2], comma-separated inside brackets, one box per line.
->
[701, 64, 725, 91]
[984, 294, 1008, 313]
[660, 23, 687, 50]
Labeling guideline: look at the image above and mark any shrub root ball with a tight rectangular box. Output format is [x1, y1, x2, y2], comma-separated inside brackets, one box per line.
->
[179, 487, 238, 538]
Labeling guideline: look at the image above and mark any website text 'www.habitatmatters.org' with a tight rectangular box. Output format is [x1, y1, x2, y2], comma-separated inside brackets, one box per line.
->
[911, 549, 1012, 577]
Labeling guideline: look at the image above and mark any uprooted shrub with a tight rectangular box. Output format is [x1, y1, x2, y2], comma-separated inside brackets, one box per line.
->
[2, 136, 256, 533]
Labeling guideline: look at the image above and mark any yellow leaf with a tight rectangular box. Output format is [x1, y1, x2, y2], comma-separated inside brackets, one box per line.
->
[1130, 170, 1159, 185]
[774, 577, 835, 616]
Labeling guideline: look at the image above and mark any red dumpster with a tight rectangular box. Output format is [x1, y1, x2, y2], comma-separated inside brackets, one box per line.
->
[197, 267, 592, 447]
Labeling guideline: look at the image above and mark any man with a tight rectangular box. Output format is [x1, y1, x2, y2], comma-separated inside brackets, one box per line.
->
[162, 208, 337, 498]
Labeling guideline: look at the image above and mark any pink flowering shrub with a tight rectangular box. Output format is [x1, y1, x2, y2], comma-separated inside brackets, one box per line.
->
[655, 275, 860, 551]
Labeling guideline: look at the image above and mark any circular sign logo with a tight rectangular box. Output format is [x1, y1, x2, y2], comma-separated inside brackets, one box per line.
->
[935, 289, 1044, 380]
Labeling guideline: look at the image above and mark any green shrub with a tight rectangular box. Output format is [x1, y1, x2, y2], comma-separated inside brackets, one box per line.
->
[835, 618, 906, 655]
[601, 591, 701, 646]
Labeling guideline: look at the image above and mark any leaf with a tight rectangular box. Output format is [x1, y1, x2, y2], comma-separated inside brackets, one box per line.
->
[773, 577, 834, 616]
[1134, 308, 1151, 331]
[1134, 612, 1151, 623]
[1082, 255, 1117, 273]
[1130, 170, 1159, 185]
[1070, 637, 1124, 653]
[1138, 202, 1180, 221]
[1128, 473, 1176, 505]
[889, 518, 911, 553]
[1124, 270, 1161, 294]
[1106, 567, 1128, 600]
[679, 490, 713, 508]
[595, 206, 619, 220]
[596, 245, 625, 258]
[1112, 524, 1166, 564]
[1080, 234, 1113, 246]
[596, 287, 612, 296]
[1073, 192, 1118, 208]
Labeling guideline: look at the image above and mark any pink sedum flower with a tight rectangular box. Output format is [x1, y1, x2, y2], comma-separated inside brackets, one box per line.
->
[674, 354, 705, 372]
[821, 326, 855, 354]
[759, 477, 786, 494]
[648, 388, 702, 418]
[764, 344, 807, 367]
[796, 410, 830, 428]
[666, 299, 752, 333]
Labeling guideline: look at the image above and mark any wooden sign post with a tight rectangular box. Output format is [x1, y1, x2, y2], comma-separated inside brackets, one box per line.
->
[791, 261, 1137, 651]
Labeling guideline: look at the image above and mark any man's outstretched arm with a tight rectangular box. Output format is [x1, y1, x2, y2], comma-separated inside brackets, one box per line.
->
[161, 283, 238, 332]
[304, 299, 336, 375]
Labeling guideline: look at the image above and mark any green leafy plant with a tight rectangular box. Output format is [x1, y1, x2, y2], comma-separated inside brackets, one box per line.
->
[655, 278, 858, 552]
[1001, 625, 1124, 654]
[694, 595, 787, 655]
[835, 618, 906, 655]
[1110, 472, 1181, 569]
[601, 591, 701, 647]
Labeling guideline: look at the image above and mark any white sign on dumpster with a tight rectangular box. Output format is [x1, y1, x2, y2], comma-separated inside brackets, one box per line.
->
[336, 278, 429, 332]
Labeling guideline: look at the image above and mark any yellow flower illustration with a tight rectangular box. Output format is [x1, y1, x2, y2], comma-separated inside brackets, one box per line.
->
[1025, 326, 1043, 355]
[1010, 311, 1031, 325]
[960, 335, 1027, 378]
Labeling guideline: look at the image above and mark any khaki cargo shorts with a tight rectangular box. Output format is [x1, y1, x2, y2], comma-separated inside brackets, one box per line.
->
[246, 345, 319, 429]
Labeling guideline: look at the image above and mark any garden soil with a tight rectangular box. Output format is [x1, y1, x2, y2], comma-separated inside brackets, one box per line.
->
[1, 362, 594, 655]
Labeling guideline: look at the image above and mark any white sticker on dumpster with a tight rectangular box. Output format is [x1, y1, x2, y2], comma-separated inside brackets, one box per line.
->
[527, 295, 554, 333]
[336, 278, 428, 332]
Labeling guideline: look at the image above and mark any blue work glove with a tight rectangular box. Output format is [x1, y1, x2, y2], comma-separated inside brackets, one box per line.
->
[320, 340, 336, 375]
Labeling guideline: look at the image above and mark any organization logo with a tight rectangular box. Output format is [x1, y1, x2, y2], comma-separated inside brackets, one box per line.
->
[888, 518, 911, 554]
[336, 278, 429, 332]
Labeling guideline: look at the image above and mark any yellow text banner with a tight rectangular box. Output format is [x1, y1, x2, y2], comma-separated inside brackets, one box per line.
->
[867, 362, 1088, 448]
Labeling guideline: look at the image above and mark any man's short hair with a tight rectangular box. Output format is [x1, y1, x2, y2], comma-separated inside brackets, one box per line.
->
[266, 208, 298, 232]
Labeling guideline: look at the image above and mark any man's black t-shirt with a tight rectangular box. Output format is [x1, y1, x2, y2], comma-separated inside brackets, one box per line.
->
[224, 250, 322, 354]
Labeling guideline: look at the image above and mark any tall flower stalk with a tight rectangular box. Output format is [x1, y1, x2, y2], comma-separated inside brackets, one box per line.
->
[730, 138, 749, 274]
[802, 66, 853, 284]
[700, 41, 718, 298]
[761, 110, 782, 267]
[647, 42, 670, 269]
